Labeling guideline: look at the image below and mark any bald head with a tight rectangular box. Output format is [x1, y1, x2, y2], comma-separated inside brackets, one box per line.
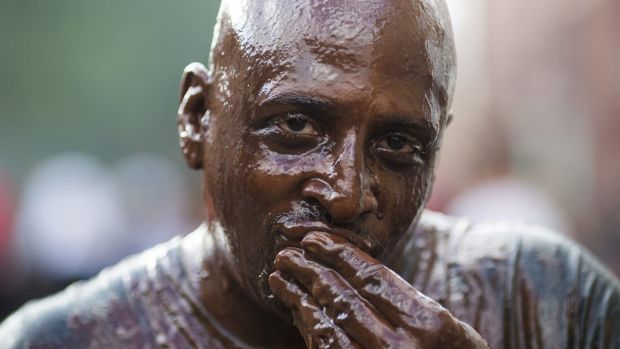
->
[209, 0, 457, 114]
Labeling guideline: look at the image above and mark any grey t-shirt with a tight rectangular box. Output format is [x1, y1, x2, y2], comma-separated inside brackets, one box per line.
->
[1, 211, 619, 348]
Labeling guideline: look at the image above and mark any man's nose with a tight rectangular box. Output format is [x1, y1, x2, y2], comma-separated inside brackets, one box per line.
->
[302, 131, 378, 223]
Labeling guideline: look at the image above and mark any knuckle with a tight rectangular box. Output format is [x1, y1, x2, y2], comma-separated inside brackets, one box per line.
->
[390, 328, 421, 349]
[331, 291, 351, 309]
[311, 324, 344, 349]
[311, 269, 344, 302]
[356, 263, 386, 282]
[355, 264, 388, 286]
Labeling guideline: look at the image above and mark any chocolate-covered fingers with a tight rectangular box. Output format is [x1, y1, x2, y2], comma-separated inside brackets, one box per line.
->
[301, 232, 451, 334]
[275, 248, 405, 348]
[292, 235, 489, 348]
[269, 271, 360, 349]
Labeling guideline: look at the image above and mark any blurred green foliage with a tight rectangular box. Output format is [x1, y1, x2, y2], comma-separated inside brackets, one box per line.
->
[0, 0, 219, 180]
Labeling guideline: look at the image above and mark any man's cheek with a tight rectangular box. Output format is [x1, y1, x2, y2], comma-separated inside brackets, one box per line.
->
[383, 171, 429, 224]
[244, 151, 330, 197]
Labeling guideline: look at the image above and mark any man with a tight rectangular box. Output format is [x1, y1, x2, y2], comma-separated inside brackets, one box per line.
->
[1, 0, 619, 348]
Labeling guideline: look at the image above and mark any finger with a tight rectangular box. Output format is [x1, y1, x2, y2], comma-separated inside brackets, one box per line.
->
[269, 271, 361, 349]
[275, 248, 397, 347]
[301, 232, 447, 333]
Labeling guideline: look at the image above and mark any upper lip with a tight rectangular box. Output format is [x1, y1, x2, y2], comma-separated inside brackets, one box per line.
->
[276, 220, 375, 254]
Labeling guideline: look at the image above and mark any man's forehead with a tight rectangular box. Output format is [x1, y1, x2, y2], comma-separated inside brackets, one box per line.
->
[221, 0, 389, 54]
[212, 0, 455, 111]
[216, 0, 449, 63]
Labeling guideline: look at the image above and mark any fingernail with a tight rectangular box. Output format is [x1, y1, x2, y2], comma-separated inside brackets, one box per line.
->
[305, 245, 319, 254]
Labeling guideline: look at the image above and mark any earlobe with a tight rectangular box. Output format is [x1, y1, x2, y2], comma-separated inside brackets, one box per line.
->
[446, 111, 455, 127]
[177, 62, 211, 169]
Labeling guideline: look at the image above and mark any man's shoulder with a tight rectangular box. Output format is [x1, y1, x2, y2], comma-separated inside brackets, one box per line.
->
[411, 210, 620, 348]
[0, 279, 119, 348]
[402, 210, 620, 305]
[0, 236, 187, 348]
[416, 209, 616, 278]
[0, 272, 120, 347]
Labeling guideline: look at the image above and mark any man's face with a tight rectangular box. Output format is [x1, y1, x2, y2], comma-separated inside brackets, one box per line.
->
[200, 0, 453, 310]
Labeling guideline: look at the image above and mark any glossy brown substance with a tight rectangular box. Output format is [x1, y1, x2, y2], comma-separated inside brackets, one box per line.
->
[2, 213, 619, 348]
[179, 0, 466, 346]
[1, 0, 619, 348]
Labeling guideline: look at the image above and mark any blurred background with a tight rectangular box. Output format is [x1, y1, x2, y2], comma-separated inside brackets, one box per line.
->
[0, 0, 618, 320]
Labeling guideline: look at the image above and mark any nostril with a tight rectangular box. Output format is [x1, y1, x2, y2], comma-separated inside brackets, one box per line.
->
[302, 197, 333, 224]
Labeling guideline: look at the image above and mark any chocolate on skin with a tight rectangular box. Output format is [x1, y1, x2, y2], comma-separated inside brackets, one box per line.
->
[269, 271, 363, 349]
[2, 0, 620, 348]
[177, 0, 465, 346]
[273, 248, 398, 347]
[271, 233, 488, 348]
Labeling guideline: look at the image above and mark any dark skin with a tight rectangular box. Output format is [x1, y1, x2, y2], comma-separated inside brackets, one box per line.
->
[0, 0, 618, 347]
[270, 233, 487, 348]
[177, 0, 487, 347]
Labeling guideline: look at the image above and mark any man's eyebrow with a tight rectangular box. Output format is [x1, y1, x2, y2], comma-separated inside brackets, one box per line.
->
[257, 93, 333, 111]
[379, 115, 441, 147]
[380, 115, 439, 134]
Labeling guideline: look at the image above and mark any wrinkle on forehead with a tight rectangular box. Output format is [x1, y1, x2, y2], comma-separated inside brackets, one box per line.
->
[211, 0, 456, 111]
[213, 0, 410, 72]
[220, 0, 388, 57]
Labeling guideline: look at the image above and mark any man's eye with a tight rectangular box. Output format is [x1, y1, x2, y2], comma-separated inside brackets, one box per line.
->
[378, 134, 418, 153]
[374, 133, 424, 167]
[277, 114, 319, 136]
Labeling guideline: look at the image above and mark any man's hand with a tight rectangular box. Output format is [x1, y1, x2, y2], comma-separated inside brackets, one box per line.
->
[269, 232, 489, 349]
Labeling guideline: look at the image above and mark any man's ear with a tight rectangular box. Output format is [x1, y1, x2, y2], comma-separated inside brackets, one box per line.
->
[446, 110, 455, 127]
[177, 62, 211, 169]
